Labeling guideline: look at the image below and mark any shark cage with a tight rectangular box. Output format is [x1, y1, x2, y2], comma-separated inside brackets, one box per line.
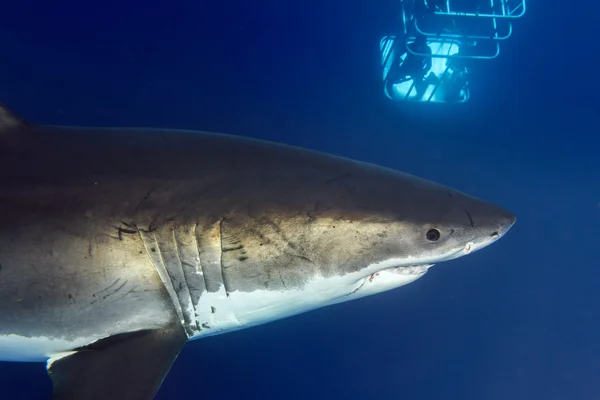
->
[380, 0, 526, 104]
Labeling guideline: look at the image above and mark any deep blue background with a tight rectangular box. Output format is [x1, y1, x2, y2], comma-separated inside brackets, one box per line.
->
[0, 0, 598, 399]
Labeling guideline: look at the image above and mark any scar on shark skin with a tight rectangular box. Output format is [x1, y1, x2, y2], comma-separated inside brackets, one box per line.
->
[464, 209, 475, 227]
[116, 227, 137, 240]
[90, 278, 128, 304]
[105, 223, 138, 241]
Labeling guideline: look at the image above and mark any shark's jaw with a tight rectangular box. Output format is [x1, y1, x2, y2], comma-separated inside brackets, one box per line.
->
[188, 260, 437, 341]
[343, 263, 433, 302]
[186, 232, 512, 340]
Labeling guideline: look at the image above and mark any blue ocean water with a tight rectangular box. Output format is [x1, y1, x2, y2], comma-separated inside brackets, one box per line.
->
[0, 0, 598, 399]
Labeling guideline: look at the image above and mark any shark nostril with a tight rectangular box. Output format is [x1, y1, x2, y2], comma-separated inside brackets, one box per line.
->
[491, 231, 499, 239]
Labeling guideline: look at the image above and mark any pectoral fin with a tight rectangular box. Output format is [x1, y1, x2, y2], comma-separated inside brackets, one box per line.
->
[47, 325, 187, 400]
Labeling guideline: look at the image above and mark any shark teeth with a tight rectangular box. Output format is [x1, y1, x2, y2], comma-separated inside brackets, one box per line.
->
[367, 264, 432, 283]
[391, 264, 433, 275]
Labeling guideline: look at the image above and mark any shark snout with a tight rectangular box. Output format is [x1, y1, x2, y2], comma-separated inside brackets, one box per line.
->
[465, 197, 516, 239]
[454, 202, 515, 258]
[492, 208, 516, 239]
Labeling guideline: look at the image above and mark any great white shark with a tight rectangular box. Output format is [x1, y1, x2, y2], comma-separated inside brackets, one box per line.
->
[0, 103, 515, 399]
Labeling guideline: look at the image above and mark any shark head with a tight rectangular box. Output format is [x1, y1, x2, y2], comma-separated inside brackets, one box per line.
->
[326, 169, 516, 301]
[190, 158, 516, 336]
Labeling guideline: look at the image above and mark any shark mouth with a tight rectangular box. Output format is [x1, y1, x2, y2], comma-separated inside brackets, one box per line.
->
[348, 263, 434, 296]
[368, 264, 433, 281]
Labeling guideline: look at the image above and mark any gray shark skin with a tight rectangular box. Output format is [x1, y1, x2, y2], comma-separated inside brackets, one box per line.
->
[0, 104, 515, 399]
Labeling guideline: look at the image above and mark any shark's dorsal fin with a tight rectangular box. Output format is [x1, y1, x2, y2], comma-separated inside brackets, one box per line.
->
[47, 325, 187, 400]
[0, 104, 28, 130]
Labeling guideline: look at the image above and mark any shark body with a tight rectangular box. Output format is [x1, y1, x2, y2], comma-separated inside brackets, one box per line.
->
[0, 104, 515, 399]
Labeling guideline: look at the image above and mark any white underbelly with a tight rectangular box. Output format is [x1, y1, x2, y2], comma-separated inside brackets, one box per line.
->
[0, 334, 93, 362]
[190, 265, 428, 340]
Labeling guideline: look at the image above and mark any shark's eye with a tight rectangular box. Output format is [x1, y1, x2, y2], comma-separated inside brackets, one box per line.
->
[426, 228, 441, 242]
